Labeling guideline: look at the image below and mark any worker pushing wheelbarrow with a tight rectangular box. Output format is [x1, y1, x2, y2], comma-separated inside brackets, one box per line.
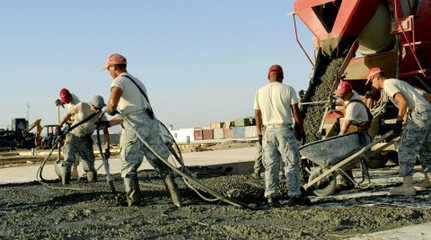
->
[299, 130, 399, 197]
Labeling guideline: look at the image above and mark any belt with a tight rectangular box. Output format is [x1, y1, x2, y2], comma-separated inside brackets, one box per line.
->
[264, 123, 291, 129]
[124, 108, 148, 116]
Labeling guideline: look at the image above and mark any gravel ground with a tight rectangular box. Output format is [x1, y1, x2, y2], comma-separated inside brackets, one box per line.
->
[1, 166, 431, 240]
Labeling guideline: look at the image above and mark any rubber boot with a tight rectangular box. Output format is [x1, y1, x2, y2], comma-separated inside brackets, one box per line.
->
[414, 172, 431, 191]
[61, 167, 71, 185]
[124, 176, 140, 207]
[86, 171, 97, 182]
[71, 163, 79, 179]
[253, 169, 261, 178]
[162, 172, 183, 208]
[389, 176, 416, 196]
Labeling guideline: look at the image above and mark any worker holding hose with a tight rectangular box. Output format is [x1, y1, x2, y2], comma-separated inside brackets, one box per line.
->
[367, 67, 431, 195]
[254, 64, 308, 207]
[58, 95, 110, 185]
[103, 53, 182, 208]
[333, 81, 373, 189]
[57, 88, 82, 179]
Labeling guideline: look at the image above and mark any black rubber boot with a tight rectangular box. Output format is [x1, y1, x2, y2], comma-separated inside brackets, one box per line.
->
[124, 175, 141, 207]
[162, 172, 183, 208]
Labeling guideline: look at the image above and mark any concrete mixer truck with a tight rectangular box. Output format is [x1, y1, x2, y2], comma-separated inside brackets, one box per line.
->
[291, 0, 431, 168]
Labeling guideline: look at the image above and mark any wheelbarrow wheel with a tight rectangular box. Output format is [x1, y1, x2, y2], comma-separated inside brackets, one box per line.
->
[308, 169, 337, 197]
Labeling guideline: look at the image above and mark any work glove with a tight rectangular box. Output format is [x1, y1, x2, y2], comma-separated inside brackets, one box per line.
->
[55, 99, 62, 107]
[393, 120, 403, 136]
[258, 135, 263, 146]
[104, 147, 111, 159]
[324, 101, 336, 109]
[96, 120, 110, 128]
[297, 132, 307, 145]
[55, 126, 62, 136]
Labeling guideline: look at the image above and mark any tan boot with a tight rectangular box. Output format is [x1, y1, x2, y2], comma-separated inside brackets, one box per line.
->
[389, 176, 416, 196]
[253, 169, 261, 178]
[414, 172, 431, 191]
[162, 172, 183, 208]
[71, 164, 79, 178]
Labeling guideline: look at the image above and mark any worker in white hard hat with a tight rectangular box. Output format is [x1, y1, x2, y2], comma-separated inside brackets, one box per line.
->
[366, 67, 431, 195]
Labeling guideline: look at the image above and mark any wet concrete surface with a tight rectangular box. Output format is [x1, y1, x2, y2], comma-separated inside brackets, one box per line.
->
[1, 149, 431, 239]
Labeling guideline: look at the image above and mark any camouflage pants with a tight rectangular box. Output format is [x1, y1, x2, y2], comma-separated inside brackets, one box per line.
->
[398, 106, 431, 176]
[254, 143, 263, 172]
[120, 113, 170, 179]
[62, 134, 95, 172]
[262, 126, 301, 197]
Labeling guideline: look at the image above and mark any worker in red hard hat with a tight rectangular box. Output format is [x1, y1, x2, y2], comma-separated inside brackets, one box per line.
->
[366, 67, 431, 195]
[254, 64, 308, 207]
[333, 81, 373, 189]
[103, 53, 182, 208]
[58, 88, 82, 179]
[334, 81, 373, 135]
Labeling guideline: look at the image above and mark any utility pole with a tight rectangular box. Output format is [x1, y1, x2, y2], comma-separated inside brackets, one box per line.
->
[27, 102, 30, 123]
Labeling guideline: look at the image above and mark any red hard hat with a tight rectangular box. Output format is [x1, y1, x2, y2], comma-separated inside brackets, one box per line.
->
[268, 65, 284, 79]
[60, 88, 72, 104]
[366, 67, 383, 85]
[334, 81, 353, 96]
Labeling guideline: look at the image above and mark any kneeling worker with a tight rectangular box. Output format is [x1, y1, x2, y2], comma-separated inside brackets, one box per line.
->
[58, 95, 110, 185]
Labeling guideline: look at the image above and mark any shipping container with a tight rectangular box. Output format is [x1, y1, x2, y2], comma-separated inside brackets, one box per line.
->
[210, 122, 224, 129]
[224, 121, 235, 128]
[245, 126, 257, 138]
[223, 128, 235, 139]
[234, 127, 245, 138]
[213, 128, 224, 139]
[202, 129, 214, 140]
[234, 118, 253, 127]
[194, 129, 203, 141]
[170, 128, 195, 143]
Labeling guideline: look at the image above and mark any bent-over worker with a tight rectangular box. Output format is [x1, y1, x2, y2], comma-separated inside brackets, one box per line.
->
[58, 95, 110, 185]
[367, 67, 431, 195]
[333, 81, 373, 188]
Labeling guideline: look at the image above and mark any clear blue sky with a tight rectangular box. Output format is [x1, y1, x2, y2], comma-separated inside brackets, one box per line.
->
[1, 0, 315, 132]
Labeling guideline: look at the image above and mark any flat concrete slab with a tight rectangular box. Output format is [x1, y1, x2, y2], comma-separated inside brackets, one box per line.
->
[347, 221, 431, 240]
[0, 147, 257, 184]
[1, 146, 430, 240]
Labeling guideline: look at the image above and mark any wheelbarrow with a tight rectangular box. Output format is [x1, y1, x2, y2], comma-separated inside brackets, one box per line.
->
[299, 130, 399, 197]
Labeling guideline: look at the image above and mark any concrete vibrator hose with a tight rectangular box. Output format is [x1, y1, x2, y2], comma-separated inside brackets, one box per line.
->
[118, 112, 257, 210]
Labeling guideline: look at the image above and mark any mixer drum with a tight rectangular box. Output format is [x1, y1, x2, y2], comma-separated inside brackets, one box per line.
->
[357, 4, 395, 55]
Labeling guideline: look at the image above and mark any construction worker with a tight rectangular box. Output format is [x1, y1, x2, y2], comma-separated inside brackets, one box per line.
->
[334, 81, 372, 135]
[59, 88, 81, 178]
[254, 64, 308, 207]
[103, 53, 182, 208]
[366, 67, 431, 195]
[58, 95, 110, 185]
[333, 81, 373, 188]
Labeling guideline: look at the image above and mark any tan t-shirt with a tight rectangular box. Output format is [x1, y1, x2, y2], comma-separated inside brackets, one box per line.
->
[70, 102, 107, 137]
[110, 72, 151, 115]
[254, 82, 298, 126]
[344, 91, 369, 124]
[384, 78, 430, 111]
